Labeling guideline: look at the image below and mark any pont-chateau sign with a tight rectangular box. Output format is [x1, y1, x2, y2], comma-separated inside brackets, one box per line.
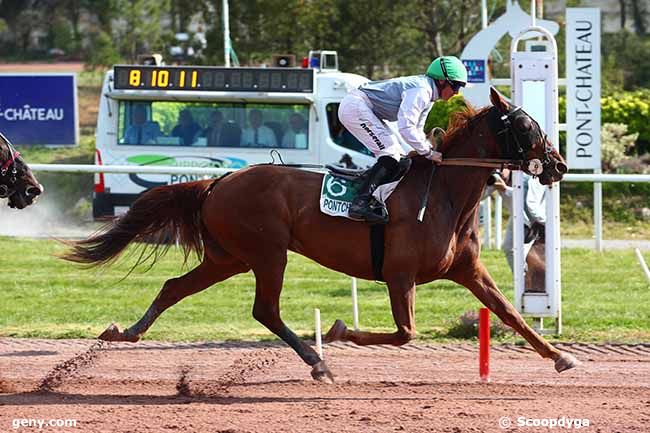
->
[566, 8, 601, 170]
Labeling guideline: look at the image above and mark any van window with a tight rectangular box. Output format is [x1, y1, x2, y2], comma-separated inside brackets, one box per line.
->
[325, 103, 372, 157]
[118, 101, 309, 149]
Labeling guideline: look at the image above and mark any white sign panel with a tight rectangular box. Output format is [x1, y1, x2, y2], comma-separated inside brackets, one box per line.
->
[566, 8, 601, 170]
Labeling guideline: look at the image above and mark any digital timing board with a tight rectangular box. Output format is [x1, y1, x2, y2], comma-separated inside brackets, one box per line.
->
[113, 65, 315, 93]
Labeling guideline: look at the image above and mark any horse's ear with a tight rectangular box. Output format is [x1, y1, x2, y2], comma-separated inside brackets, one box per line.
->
[490, 87, 509, 114]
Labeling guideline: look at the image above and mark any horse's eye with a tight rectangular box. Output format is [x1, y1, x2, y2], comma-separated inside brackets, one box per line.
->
[514, 116, 532, 133]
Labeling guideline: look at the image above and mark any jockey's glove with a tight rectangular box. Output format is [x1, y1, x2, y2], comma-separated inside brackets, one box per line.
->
[421, 148, 443, 163]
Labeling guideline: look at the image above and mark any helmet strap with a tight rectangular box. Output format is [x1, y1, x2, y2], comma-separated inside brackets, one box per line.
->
[434, 79, 445, 95]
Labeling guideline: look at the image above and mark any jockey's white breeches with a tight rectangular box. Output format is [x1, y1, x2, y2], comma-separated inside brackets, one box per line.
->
[338, 89, 402, 161]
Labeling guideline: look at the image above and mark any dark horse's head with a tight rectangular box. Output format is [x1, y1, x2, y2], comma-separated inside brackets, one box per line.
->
[0, 133, 42, 209]
[488, 87, 567, 185]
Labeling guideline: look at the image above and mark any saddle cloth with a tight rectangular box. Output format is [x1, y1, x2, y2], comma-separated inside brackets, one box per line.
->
[319, 157, 411, 219]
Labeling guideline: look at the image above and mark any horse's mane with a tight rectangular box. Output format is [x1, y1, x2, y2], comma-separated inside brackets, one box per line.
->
[438, 105, 492, 153]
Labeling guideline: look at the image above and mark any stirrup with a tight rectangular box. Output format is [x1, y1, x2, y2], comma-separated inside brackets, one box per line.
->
[349, 198, 388, 224]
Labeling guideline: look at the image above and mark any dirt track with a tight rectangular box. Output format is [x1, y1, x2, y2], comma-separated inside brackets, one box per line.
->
[1, 339, 649, 432]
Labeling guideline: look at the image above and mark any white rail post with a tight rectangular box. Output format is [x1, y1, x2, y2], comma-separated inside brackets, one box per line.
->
[314, 308, 323, 358]
[483, 196, 492, 248]
[512, 170, 525, 315]
[495, 194, 503, 249]
[635, 249, 650, 284]
[594, 168, 603, 252]
[351, 277, 359, 330]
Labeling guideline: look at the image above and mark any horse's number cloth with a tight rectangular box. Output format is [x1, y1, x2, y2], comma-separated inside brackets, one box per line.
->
[319, 174, 402, 219]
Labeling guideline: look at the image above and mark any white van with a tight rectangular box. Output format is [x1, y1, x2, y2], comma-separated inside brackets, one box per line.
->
[93, 51, 374, 217]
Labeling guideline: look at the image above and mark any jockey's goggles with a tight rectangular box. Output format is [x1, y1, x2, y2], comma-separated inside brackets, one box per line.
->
[448, 80, 466, 92]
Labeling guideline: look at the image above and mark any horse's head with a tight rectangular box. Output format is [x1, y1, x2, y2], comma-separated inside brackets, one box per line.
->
[0, 133, 43, 209]
[489, 87, 567, 185]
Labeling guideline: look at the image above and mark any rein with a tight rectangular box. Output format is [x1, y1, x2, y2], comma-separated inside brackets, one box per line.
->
[1, 150, 20, 175]
[439, 158, 523, 170]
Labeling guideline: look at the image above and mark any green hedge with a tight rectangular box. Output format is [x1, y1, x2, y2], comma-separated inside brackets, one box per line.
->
[424, 95, 468, 133]
[560, 89, 650, 155]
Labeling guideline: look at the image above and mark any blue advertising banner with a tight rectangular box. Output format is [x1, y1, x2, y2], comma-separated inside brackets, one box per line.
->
[462, 59, 486, 83]
[0, 74, 78, 146]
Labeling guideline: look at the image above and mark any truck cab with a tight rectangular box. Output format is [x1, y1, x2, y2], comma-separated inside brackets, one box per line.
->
[93, 51, 374, 217]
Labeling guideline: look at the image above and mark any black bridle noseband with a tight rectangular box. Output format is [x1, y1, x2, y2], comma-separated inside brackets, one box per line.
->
[0, 132, 21, 198]
[491, 105, 553, 175]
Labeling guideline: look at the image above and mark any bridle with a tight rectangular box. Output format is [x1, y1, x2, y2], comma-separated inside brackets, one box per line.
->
[439, 105, 553, 175]
[0, 132, 21, 198]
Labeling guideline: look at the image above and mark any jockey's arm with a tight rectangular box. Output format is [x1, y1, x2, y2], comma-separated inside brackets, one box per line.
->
[398, 88, 440, 161]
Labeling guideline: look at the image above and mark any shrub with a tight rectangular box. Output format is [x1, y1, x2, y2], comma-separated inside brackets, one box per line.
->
[601, 90, 650, 154]
[424, 94, 468, 134]
[601, 123, 638, 173]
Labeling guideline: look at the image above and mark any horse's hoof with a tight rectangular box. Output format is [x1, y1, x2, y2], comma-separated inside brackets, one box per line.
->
[311, 360, 335, 384]
[323, 319, 347, 343]
[555, 352, 581, 373]
[98, 323, 139, 342]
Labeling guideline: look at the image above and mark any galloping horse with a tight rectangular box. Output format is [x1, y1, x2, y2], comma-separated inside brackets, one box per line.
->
[0, 132, 42, 209]
[63, 88, 577, 381]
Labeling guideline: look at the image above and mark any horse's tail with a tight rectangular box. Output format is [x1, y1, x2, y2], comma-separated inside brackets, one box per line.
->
[61, 179, 216, 268]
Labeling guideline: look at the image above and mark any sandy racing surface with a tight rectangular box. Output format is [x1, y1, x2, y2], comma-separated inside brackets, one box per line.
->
[1, 339, 649, 432]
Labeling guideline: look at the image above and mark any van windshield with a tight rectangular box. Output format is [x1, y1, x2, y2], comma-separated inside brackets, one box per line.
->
[118, 101, 310, 149]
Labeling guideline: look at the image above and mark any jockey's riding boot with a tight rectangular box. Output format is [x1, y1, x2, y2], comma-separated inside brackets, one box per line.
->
[349, 156, 399, 224]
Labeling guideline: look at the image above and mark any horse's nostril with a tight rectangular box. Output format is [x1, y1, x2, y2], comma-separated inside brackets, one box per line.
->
[555, 162, 568, 174]
[26, 186, 42, 196]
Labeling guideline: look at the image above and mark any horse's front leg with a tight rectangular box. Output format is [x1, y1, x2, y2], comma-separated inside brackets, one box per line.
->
[451, 261, 579, 373]
[324, 276, 416, 346]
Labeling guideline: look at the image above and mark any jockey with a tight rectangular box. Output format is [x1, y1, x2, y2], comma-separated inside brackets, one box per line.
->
[338, 56, 468, 224]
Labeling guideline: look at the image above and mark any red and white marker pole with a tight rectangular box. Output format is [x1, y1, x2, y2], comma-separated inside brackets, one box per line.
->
[479, 307, 490, 383]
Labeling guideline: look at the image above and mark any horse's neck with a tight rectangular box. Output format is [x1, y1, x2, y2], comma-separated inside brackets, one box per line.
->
[437, 124, 499, 215]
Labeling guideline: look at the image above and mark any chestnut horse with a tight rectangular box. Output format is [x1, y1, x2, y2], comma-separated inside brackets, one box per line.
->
[63, 89, 577, 381]
[0, 132, 42, 209]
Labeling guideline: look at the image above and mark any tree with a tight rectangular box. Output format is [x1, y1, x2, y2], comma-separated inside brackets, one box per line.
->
[335, 0, 421, 79]
[415, 0, 486, 59]
[85, 0, 121, 36]
[85, 30, 122, 69]
[114, 0, 170, 62]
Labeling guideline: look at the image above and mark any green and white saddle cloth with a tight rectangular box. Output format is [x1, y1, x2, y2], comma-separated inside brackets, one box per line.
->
[319, 174, 402, 220]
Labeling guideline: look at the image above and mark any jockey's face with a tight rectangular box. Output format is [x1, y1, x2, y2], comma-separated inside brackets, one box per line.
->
[439, 80, 460, 101]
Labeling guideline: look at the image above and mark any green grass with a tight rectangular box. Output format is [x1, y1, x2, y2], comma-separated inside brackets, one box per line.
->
[1, 237, 648, 343]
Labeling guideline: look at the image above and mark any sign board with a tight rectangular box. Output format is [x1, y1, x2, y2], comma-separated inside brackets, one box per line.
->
[0, 74, 78, 146]
[462, 59, 486, 83]
[566, 8, 601, 170]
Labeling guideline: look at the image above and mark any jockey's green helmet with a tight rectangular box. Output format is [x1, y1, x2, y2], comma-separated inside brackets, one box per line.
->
[426, 56, 468, 87]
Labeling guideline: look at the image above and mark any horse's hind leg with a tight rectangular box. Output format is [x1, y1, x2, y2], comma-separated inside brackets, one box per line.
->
[249, 254, 333, 382]
[324, 276, 417, 346]
[99, 254, 249, 342]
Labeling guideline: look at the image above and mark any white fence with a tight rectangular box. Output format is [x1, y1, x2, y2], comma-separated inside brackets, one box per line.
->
[30, 164, 650, 250]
